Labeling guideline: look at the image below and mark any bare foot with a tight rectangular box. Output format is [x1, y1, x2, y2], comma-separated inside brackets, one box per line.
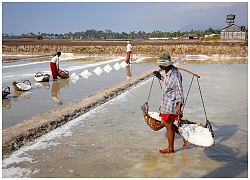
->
[183, 139, 187, 148]
[158, 148, 174, 154]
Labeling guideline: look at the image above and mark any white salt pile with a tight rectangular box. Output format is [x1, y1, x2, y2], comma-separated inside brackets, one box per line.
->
[103, 64, 112, 73]
[80, 70, 92, 79]
[16, 83, 32, 91]
[148, 111, 214, 147]
[113, 62, 121, 70]
[70, 72, 79, 83]
[70, 72, 79, 80]
[148, 111, 161, 120]
[93, 66, 103, 76]
[34, 76, 44, 82]
[179, 124, 214, 147]
[120, 61, 128, 68]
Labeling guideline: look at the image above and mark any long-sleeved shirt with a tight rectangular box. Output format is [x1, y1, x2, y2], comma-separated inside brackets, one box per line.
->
[160, 66, 184, 115]
[51, 55, 59, 67]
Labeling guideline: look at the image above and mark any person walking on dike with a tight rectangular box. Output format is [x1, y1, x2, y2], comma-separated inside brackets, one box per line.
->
[126, 41, 132, 64]
[50, 51, 61, 80]
[153, 52, 187, 154]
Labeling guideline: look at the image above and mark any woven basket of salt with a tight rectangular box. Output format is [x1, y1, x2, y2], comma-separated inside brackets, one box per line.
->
[2, 86, 11, 99]
[141, 102, 214, 147]
[12, 80, 32, 91]
[58, 69, 69, 79]
[34, 72, 50, 82]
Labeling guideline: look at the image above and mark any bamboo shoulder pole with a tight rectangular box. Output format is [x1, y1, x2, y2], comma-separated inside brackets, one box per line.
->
[177, 67, 200, 78]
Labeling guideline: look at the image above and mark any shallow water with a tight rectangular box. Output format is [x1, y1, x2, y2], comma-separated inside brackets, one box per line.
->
[2, 54, 155, 129]
[2, 63, 248, 178]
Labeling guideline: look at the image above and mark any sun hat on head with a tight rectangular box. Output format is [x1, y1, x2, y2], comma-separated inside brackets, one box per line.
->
[158, 52, 171, 60]
[127, 41, 130, 44]
[156, 52, 173, 67]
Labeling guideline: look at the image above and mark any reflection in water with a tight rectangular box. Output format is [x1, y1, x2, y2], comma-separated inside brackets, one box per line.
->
[51, 79, 69, 107]
[70, 72, 80, 83]
[13, 90, 32, 101]
[2, 89, 33, 110]
[126, 64, 132, 79]
[141, 152, 189, 177]
[2, 98, 11, 110]
[35, 82, 50, 90]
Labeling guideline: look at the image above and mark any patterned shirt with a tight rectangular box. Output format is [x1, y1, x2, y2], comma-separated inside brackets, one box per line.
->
[160, 66, 184, 115]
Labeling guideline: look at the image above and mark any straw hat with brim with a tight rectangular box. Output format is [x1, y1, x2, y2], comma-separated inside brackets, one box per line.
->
[156, 52, 173, 67]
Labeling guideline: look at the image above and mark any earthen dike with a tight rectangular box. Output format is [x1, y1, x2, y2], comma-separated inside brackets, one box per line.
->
[2, 39, 248, 57]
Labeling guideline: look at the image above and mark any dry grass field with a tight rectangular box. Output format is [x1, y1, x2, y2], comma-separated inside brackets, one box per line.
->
[2, 38, 247, 46]
[2, 39, 248, 58]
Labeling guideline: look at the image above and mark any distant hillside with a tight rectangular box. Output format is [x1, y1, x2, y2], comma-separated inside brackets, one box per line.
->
[179, 23, 224, 32]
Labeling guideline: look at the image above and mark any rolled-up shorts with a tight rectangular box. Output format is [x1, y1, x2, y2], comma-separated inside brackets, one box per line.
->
[159, 113, 178, 121]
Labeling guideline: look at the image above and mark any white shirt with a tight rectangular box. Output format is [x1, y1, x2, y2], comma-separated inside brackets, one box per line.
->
[51, 55, 59, 66]
[127, 43, 132, 52]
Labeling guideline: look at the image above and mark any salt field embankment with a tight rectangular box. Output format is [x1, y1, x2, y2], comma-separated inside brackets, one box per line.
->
[2, 39, 248, 57]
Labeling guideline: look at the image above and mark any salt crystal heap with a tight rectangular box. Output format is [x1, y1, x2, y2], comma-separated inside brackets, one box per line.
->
[120, 61, 128, 68]
[71, 72, 79, 79]
[148, 111, 161, 120]
[70, 72, 79, 83]
[16, 83, 32, 91]
[103, 64, 112, 73]
[113, 62, 121, 70]
[93, 66, 103, 76]
[148, 111, 214, 147]
[80, 70, 92, 79]
[34, 76, 44, 82]
[179, 124, 214, 147]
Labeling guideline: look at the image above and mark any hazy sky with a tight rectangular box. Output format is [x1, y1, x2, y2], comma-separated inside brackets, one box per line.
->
[2, 1, 248, 35]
